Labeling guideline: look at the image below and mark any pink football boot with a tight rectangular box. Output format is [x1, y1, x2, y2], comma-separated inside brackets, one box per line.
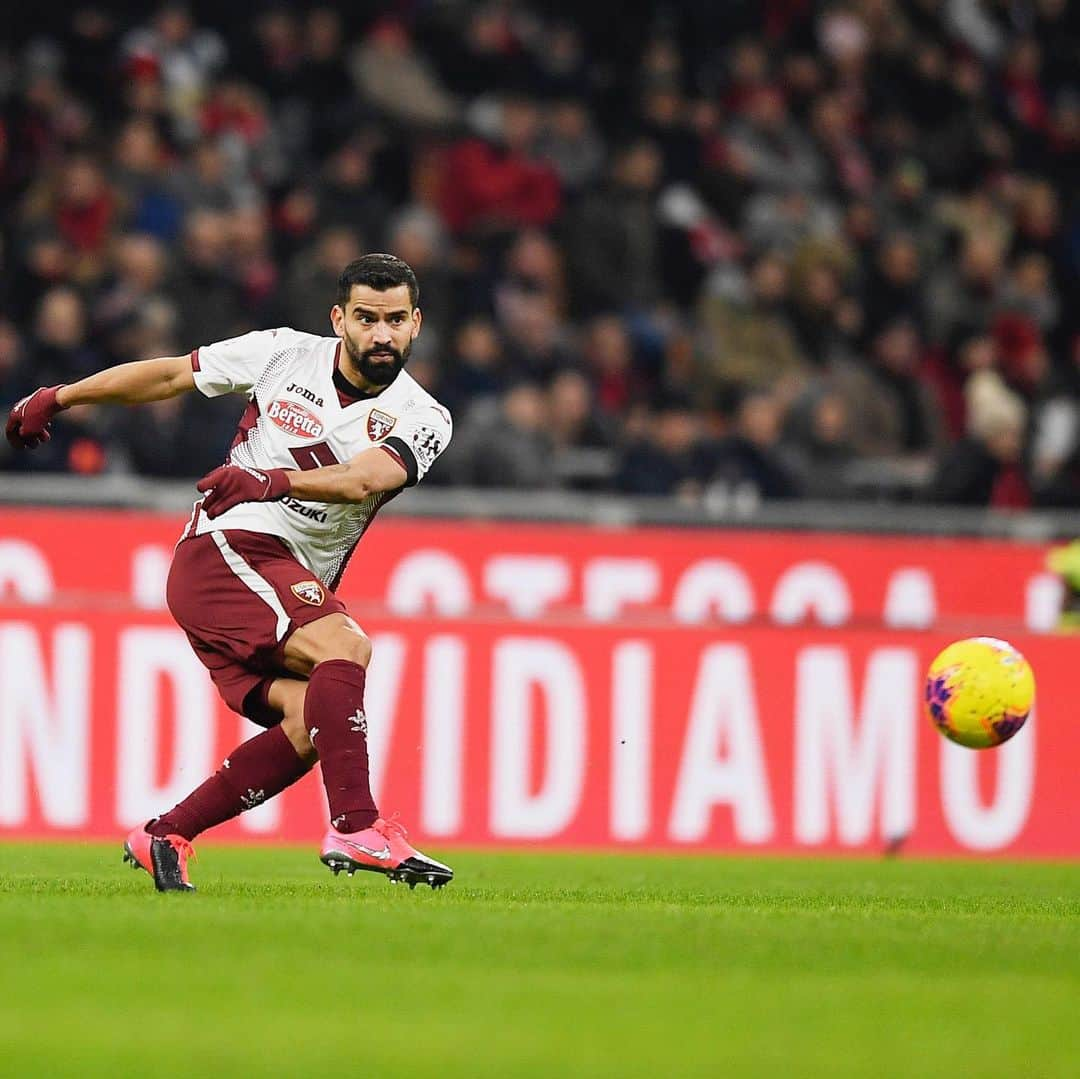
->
[123, 821, 197, 892]
[320, 816, 453, 890]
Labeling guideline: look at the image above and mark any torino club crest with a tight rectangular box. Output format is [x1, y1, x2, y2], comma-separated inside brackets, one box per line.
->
[367, 408, 396, 441]
[291, 580, 326, 605]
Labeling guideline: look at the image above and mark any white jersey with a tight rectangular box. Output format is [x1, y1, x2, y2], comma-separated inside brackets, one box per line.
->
[182, 327, 452, 588]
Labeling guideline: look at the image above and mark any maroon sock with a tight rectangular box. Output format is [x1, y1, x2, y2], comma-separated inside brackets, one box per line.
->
[150, 724, 312, 841]
[303, 658, 378, 833]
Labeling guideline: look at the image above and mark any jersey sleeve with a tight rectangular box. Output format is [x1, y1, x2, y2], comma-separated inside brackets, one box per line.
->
[191, 329, 282, 398]
[381, 403, 453, 487]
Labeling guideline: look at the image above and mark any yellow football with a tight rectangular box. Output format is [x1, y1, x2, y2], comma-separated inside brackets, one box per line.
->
[924, 637, 1034, 749]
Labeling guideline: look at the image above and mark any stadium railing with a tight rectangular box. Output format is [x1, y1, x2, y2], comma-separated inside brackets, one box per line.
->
[0, 473, 1074, 539]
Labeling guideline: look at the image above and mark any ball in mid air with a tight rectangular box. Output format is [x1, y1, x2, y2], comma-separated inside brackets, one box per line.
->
[924, 637, 1034, 749]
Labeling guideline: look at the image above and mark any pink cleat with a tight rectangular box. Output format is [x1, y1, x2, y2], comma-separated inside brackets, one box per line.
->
[320, 816, 453, 890]
[122, 821, 197, 892]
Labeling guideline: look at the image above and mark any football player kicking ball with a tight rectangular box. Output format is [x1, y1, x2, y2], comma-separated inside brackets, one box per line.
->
[5, 253, 454, 893]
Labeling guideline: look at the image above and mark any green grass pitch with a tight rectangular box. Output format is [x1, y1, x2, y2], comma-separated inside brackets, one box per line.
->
[1, 843, 1077, 1078]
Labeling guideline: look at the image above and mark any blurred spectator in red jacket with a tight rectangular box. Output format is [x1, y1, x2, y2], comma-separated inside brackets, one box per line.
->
[22, 155, 116, 274]
[438, 95, 561, 236]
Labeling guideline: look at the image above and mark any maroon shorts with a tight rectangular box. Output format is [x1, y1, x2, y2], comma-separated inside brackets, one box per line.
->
[167, 530, 348, 726]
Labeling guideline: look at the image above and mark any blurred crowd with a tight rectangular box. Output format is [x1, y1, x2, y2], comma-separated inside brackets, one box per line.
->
[0, 0, 1077, 507]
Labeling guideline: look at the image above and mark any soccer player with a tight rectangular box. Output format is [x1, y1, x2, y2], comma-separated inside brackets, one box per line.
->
[5, 253, 454, 893]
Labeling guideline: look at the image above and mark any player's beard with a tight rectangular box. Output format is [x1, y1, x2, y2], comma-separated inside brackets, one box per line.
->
[342, 333, 411, 387]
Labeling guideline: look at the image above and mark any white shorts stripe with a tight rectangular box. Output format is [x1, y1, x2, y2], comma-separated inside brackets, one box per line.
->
[211, 532, 291, 642]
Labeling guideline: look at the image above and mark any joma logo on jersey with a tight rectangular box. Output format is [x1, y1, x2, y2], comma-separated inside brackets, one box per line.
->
[285, 383, 324, 407]
[268, 399, 324, 439]
[366, 408, 396, 441]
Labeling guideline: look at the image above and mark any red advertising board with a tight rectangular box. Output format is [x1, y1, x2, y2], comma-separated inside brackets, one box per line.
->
[0, 508, 1063, 631]
[0, 509, 1074, 856]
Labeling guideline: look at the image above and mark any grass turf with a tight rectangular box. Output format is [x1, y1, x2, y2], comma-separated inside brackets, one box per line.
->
[0, 843, 1077, 1078]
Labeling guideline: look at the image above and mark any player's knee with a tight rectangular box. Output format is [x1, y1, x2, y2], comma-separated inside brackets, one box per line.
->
[285, 614, 373, 675]
[338, 626, 372, 667]
[314, 626, 372, 668]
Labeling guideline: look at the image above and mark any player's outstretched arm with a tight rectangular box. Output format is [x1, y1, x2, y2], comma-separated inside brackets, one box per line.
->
[5, 356, 196, 450]
[58, 355, 197, 407]
[196, 447, 409, 519]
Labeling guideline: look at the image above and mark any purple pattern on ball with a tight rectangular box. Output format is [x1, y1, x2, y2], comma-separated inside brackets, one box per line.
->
[925, 675, 953, 731]
[992, 712, 1027, 741]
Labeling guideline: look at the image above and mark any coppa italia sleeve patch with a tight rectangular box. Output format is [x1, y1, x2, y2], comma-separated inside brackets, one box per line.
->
[410, 425, 444, 470]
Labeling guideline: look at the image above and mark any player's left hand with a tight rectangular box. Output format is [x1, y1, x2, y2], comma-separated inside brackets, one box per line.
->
[197, 465, 291, 518]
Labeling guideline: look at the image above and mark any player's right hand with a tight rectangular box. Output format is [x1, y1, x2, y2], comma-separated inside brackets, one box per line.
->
[197, 464, 292, 518]
[5, 385, 67, 449]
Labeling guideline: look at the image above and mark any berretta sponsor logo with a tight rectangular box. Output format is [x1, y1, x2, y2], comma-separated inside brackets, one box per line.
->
[267, 399, 324, 439]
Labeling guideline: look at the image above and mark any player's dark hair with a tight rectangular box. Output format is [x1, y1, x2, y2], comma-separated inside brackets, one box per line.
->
[337, 253, 420, 309]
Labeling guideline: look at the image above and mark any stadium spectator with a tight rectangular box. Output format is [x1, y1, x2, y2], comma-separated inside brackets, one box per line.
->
[21, 155, 116, 283]
[281, 226, 363, 336]
[431, 5, 528, 99]
[787, 256, 858, 369]
[170, 208, 242, 344]
[616, 394, 702, 498]
[243, 8, 305, 107]
[119, 391, 237, 480]
[438, 95, 561, 236]
[698, 388, 800, 502]
[174, 138, 255, 213]
[875, 159, 942, 263]
[564, 138, 663, 313]
[726, 87, 824, 196]
[28, 286, 99, 385]
[781, 385, 859, 500]
[314, 138, 390, 243]
[861, 233, 926, 339]
[385, 206, 454, 349]
[497, 287, 571, 383]
[111, 118, 184, 241]
[535, 99, 605, 194]
[229, 204, 278, 322]
[92, 233, 170, 349]
[530, 20, 592, 101]
[349, 18, 459, 132]
[1030, 334, 1080, 506]
[546, 367, 615, 455]
[581, 315, 643, 417]
[499, 229, 567, 316]
[298, 8, 355, 160]
[438, 317, 507, 416]
[444, 379, 555, 488]
[635, 81, 701, 188]
[0, 319, 31, 413]
[999, 252, 1059, 335]
[926, 233, 1008, 348]
[697, 251, 809, 395]
[931, 369, 1030, 506]
[832, 318, 944, 460]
